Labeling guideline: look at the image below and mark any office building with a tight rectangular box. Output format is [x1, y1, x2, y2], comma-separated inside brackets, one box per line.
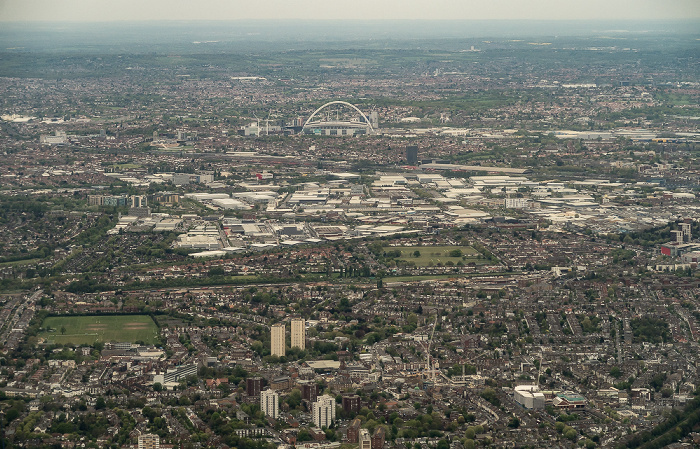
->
[271, 323, 286, 357]
[369, 111, 379, 129]
[152, 192, 180, 205]
[505, 197, 528, 209]
[260, 389, 279, 419]
[40, 130, 68, 145]
[138, 434, 160, 449]
[672, 230, 684, 244]
[312, 395, 336, 428]
[104, 195, 129, 207]
[172, 173, 213, 186]
[681, 222, 692, 242]
[88, 195, 105, 206]
[176, 129, 198, 142]
[88, 194, 129, 207]
[406, 145, 418, 164]
[291, 318, 306, 350]
[162, 364, 197, 383]
[131, 195, 147, 208]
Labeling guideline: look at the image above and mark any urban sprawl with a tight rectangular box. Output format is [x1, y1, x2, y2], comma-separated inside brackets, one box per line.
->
[0, 26, 699, 449]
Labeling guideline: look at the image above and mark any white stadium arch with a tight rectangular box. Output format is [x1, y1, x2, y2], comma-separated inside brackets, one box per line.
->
[302, 101, 375, 135]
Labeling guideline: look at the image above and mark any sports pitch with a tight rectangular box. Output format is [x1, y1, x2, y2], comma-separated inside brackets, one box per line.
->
[39, 315, 159, 346]
[388, 245, 484, 267]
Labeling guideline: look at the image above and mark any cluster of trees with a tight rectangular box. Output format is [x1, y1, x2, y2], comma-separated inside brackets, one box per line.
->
[48, 412, 111, 439]
[199, 405, 275, 449]
[614, 376, 636, 392]
[631, 317, 670, 344]
[0, 395, 137, 446]
[64, 272, 300, 294]
[649, 372, 667, 393]
[607, 222, 696, 248]
[610, 248, 637, 265]
[446, 363, 477, 377]
[555, 421, 578, 442]
[579, 314, 602, 334]
[480, 388, 500, 407]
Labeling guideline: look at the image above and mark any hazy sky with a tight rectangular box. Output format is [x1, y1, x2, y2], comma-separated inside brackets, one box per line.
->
[1, 0, 699, 22]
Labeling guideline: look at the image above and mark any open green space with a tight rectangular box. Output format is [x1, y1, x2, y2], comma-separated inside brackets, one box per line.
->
[655, 91, 698, 106]
[387, 245, 483, 267]
[109, 163, 141, 170]
[0, 258, 42, 268]
[39, 315, 159, 346]
[385, 271, 517, 283]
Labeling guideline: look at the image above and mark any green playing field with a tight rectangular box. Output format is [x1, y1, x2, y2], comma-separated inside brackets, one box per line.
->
[39, 315, 159, 346]
[388, 245, 485, 267]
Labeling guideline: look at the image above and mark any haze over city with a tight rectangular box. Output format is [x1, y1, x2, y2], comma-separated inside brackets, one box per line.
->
[1, 0, 699, 21]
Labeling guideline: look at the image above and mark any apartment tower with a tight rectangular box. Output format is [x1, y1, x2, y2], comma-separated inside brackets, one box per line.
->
[271, 323, 285, 357]
[291, 318, 306, 350]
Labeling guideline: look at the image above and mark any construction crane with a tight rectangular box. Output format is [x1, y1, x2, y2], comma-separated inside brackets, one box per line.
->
[421, 315, 439, 383]
[252, 112, 261, 137]
[535, 349, 544, 387]
[261, 109, 272, 136]
[251, 110, 273, 136]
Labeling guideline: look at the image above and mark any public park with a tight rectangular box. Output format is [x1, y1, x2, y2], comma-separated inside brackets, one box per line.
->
[39, 315, 159, 346]
[389, 245, 483, 267]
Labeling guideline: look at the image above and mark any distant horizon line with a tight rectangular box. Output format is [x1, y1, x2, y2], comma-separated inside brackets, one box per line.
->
[1, 18, 699, 23]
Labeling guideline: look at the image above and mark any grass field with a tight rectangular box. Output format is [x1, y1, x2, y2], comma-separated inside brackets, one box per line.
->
[387, 245, 484, 267]
[39, 315, 159, 346]
[385, 271, 517, 283]
[0, 258, 42, 268]
[109, 163, 141, 170]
